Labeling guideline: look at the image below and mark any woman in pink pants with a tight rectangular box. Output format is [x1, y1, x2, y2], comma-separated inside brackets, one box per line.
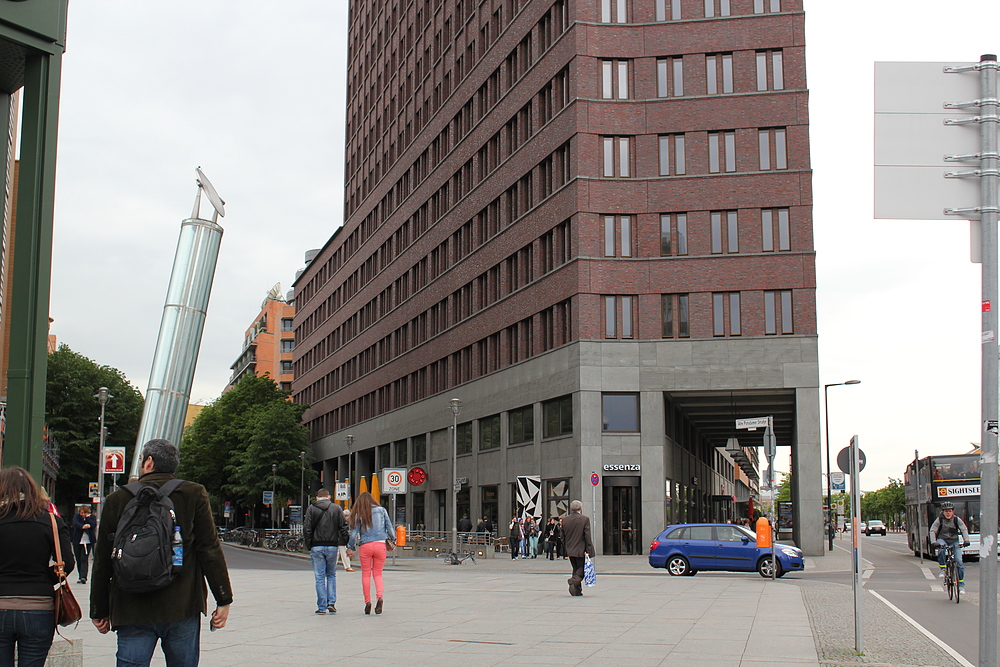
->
[345, 492, 394, 614]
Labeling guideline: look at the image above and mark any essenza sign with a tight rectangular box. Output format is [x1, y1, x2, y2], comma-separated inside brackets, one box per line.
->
[603, 464, 640, 472]
[937, 485, 981, 498]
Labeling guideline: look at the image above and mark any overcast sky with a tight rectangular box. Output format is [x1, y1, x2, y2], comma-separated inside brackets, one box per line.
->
[46, 1, 1000, 493]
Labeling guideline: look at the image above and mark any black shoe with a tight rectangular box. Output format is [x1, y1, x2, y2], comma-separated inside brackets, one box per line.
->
[328, 604, 336, 613]
[375, 598, 383, 615]
[315, 609, 327, 615]
[77, 580, 85, 584]
[365, 602, 372, 615]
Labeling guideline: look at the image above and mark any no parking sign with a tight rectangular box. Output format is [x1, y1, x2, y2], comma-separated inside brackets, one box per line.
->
[382, 468, 407, 495]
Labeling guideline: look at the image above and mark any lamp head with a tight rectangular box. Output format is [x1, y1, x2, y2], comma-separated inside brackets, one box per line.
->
[449, 397, 462, 415]
[845, 380, 861, 385]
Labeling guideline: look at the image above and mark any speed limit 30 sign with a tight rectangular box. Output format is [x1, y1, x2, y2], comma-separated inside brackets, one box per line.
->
[382, 468, 407, 495]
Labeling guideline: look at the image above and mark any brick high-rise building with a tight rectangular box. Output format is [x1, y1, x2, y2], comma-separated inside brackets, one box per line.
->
[294, 0, 821, 555]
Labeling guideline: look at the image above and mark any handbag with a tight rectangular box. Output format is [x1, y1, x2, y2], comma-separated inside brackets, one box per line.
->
[383, 507, 396, 551]
[583, 554, 597, 587]
[385, 535, 397, 551]
[49, 513, 82, 627]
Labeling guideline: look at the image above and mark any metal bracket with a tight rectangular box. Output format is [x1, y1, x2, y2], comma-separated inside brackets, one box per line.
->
[945, 153, 1000, 161]
[945, 116, 987, 125]
[944, 98, 1000, 109]
[945, 206, 1000, 216]
[945, 169, 1000, 178]
[945, 63, 996, 73]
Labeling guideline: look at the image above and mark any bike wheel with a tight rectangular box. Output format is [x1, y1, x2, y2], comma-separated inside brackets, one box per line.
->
[945, 563, 954, 600]
[951, 561, 961, 604]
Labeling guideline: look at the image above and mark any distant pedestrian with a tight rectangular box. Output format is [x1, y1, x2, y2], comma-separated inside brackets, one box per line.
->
[543, 518, 559, 560]
[71, 504, 96, 584]
[482, 516, 494, 534]
[304, 488, 349, 614]
[556, 518, 567, 559]
[458, 514, 473, 534]
[561, 500, 595, 597]
[527, 518, 540, 558]
[0, 466, 75, 667]
[338, 510, 355, 572]
[508, 516, 522, 560]
[346, 492, 394, 615]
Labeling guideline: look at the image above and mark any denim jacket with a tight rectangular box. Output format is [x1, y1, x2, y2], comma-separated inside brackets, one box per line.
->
[347, 505, 394, 549]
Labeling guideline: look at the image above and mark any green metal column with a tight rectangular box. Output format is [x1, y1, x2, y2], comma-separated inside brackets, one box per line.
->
[0, 1, 67, 479]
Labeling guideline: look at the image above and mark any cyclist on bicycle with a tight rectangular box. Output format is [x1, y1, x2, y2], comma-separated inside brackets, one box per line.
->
[929, 502, 971, 589]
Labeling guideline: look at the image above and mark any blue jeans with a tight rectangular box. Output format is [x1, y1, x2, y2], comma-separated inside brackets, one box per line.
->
[311, 546, 338, 609]
[0, 609, 55, 667]
[937, 540, 966, 582]
[115, 614, 200, 667]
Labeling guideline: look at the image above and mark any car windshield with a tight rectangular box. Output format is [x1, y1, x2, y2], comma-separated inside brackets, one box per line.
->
[735, 525, 756, 539]
[868, 520, 883, 526]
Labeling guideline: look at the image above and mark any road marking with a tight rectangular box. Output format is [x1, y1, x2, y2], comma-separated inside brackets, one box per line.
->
[921, 567, 937, 580]
[862, 568, 873, 579]
[868, 590, 974, 667]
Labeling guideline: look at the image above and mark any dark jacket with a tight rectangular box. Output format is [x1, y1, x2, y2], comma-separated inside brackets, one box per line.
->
[71, 512, 97, 545]
[303, 498, 349, 548]
[90, 472, 233, 629]
[457, 517, 473, 532]
[0, 511, 74, 598]
[561, 511, 595, 558]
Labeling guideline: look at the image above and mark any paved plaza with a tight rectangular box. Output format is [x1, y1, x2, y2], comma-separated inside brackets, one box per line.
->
[45, 542, 976, 666]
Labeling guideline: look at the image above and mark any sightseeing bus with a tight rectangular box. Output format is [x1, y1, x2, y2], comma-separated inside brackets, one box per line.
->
[904, 453, 984, 560]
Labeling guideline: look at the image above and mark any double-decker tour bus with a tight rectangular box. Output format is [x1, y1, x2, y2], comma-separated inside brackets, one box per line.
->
[904, 453, 983, 560]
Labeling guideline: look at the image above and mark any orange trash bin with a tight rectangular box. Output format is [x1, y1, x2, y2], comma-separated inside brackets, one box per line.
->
[396, 524, 406, 547]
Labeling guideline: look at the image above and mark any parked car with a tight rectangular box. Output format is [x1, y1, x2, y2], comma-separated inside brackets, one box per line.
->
[864, 520, 886, 536]
[648, 523, 805, 578]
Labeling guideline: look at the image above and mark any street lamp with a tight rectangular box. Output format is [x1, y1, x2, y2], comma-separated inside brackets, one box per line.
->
[299, 451, 306, 522]
[271, 463, 277, 528]
[824, 380, 860, 550]
[346, 434, 355, 505]
[449, 398, 462, 555]
[94, 387, 112, 522]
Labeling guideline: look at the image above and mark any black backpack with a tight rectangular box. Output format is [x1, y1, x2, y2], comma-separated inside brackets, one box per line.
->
[110, 479, 185, 593]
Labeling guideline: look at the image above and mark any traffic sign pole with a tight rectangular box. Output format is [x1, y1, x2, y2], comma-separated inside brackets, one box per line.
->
[850, 435, 863, 654]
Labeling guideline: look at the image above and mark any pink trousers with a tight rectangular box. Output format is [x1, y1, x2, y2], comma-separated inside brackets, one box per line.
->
[358, 541, 387, 603]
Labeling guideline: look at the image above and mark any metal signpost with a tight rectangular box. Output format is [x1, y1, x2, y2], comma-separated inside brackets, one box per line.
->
[915, 449, 923, 564]
[876, 59, 998, 666]
[382, 468, 406, 565]
[736, 415, 776, 580]
[591, 472, 600, 518]
[850, 436, 863, 655]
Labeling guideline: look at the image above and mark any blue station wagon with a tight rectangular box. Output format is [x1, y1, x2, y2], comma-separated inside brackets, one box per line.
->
[649, 523, 805, 578]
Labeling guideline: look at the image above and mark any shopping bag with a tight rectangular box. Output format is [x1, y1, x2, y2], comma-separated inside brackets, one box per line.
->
[583, 554, 596, 587]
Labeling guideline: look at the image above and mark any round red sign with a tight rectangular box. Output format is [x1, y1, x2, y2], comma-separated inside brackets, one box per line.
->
[407, 467, 426, 486]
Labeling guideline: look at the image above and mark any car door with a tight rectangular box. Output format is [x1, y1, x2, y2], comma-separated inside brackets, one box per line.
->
[715, 525, 756, 570]
[681, 525, 715, 569]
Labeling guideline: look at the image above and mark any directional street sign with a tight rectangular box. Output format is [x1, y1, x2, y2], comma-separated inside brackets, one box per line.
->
[262, 490, 274, 505]
[736, 417, 770, 430]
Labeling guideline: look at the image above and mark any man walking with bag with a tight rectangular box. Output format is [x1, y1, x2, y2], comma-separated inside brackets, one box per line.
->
[90, 439, 233, 666]
[303, 489, 349, 614]
[561, 500, 594, 597]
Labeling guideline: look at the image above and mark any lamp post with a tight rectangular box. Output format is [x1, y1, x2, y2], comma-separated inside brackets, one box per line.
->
[299, 451, 306, 523]
[95, 387, 111, 522]
[824, 380, 860, 550]
[449, 398, 462, 555]
[271, 463, 277, 528]
[346, 434, 355, 506]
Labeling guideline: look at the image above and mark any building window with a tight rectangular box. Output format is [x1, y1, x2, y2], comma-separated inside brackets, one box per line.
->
[456, 422, 473, 454]
[660, 213, 688, 256]
[605, 296, 617, 338]
[279, 381, 292, 392]
[708, 131, 736, 173]
[761, 208, 790, 252]
[659, 134, 685, 176]
[706, 53, 733, 95]
[412, 434, 427, 462]
[656, 0, 682, 20]
[622, 296, 634, 337]
[602, 136, 631, 177]
[281, 318, 294, 332]
[754, 0, 781, 13]
[710, 211, 739, 254]
[601, 0, 627, 23]
[602, 393, 640, 431]
[657, 57, 683, 97]
[764, 290, 794, 334]
[662, 293, 690, 338]
[704, 0, 730, 17]
[281, 360, 294, 374]
[479, 414, 501, 450]
[605, 215, 634, 257]
[713, 292, 741, 337]
[756, 50, 784, 91]
[281, 339, 294, 353]
[509, 405, 534, 444]
[758, 128, 787, 170]
[543, 395, 573, 438]
[604, 295, 634, 338]
[602, 60, 629, 99]
[394, 440, 407, 466]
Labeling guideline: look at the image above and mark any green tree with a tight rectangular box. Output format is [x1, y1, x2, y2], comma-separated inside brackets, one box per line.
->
[861, 478, 905, 524]
[45, 344, 144, 511]
[775, 471, 792, 502]
[178, 373, 314, 524]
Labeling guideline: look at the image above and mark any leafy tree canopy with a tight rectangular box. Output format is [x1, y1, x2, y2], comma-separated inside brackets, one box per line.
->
[861, 478, 905, 524]
[46, 344, 144, 511]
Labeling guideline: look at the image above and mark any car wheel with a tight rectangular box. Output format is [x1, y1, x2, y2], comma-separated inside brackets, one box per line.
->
[666, 555, 690, 576]
[757, 556, 781, 578]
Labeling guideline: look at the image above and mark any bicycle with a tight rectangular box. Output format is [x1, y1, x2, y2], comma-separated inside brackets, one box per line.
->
[940, 543, 961, 603]
[437, 550, 477, 565]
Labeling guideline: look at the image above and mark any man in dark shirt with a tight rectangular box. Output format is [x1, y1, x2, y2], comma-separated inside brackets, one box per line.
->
[303, 488, 349, 614]
[90, 439, 233, 666]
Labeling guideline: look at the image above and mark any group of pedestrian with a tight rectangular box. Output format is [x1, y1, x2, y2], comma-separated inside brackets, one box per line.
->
[507, 515, 569, 560]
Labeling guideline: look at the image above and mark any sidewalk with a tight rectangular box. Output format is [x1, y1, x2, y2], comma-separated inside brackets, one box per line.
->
[44, 542, 968, 666]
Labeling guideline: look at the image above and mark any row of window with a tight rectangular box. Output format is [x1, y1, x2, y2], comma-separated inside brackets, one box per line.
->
[304, 301, 573, 439]
[602, 0, 782, 23]
[604, 128, 789, 178]
[655, 209, 789, 256]
[605, 291, 795, 339]
[605, 49, 784, 100]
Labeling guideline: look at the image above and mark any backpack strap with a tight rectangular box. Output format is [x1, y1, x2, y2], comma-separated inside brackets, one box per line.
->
[122, 479, 185, 497]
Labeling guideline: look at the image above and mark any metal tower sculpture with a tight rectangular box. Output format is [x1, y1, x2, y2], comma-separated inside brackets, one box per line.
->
[129, 168, 225, 479]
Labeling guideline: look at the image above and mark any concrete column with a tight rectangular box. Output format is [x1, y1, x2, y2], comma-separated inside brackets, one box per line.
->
[793, 386, 823, 556]
[640, 391, 665, 553]
[578, 390, 603, 554]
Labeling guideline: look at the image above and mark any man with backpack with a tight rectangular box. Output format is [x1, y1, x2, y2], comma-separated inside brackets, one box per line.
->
[929, 501, 972, 589]
[90, 439, 233, 666]
[303, 488, 349, 614]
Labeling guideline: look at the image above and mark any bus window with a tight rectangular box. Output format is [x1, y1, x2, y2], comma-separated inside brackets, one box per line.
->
[933, 456, 979, 482]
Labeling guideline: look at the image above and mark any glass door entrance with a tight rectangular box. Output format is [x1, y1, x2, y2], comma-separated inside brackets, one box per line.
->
[603, 479, 641, 555]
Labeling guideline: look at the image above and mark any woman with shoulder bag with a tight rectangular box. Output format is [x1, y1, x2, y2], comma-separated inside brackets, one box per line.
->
[345, 492, 394, 615]
[0, 467, 75, 667]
